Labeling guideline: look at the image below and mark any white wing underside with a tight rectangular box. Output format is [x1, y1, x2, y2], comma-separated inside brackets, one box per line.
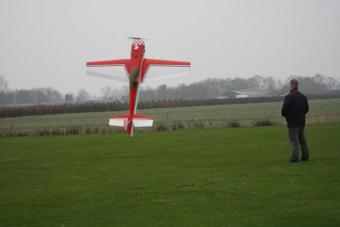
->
[109, 118, 153, 127]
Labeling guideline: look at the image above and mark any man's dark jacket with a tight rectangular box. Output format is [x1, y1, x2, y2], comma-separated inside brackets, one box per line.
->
[281, 91, 309, 128]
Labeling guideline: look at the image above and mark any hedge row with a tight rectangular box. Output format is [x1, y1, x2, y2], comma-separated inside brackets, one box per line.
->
[0, 119, 278, 137]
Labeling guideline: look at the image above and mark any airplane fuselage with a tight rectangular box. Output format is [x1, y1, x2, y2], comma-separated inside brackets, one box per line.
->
[126, 40, 146, 134]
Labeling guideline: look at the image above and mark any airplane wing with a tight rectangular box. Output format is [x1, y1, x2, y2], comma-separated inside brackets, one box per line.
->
[141, 59, 191, 82]
[86, 59, 130, 78]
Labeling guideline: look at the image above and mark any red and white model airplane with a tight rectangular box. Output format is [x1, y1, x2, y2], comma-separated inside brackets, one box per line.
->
[86, 38, 191, 136]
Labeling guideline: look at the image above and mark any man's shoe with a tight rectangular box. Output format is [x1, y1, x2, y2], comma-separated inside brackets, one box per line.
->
[300, 158, 309, 161]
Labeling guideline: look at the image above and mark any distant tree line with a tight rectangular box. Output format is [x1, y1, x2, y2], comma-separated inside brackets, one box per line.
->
[0, 86, 64, 106]
[139, 74, 340, 101]
[0, 74, 339, 110]
[0, 101, 128, 118]
[139, 75, 278, 101]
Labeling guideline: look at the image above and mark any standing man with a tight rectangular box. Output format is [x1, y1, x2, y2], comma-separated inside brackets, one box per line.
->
[281, 79, 310, 162]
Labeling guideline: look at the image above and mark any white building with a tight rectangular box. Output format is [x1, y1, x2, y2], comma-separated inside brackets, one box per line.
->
[234, 89, 271, 98]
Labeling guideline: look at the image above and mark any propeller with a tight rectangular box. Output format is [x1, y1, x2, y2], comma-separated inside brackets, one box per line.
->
[127, 36, 148, 41]
[86, 69, 128, 83]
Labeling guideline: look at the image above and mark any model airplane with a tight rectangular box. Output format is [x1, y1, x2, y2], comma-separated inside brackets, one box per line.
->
[86, 38, 191, 136]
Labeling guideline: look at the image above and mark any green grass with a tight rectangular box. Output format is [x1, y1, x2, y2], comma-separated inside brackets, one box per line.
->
[1, 124, 340, 226]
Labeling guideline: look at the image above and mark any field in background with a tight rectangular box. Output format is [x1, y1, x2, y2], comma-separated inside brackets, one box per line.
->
[0, 98, 340, 136]
[1, 125, 339, 226]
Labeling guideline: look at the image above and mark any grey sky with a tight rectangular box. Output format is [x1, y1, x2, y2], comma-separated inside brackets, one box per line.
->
[1, 0, 340, 94]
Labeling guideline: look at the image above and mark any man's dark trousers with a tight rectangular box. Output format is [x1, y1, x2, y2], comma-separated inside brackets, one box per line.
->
[288, 127, 309, 161]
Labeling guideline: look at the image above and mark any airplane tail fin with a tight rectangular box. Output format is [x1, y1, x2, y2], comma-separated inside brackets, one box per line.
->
[109, 113, 153, 136]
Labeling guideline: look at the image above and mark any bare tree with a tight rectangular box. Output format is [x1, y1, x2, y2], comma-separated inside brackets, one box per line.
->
[323, 76, 338, 90]
[101, 86, 113, 100]
[0, 75, 9, 92]
[77, 89, 90, 102]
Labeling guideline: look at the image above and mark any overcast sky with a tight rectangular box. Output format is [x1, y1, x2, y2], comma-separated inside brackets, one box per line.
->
[1, 0, 340, 95]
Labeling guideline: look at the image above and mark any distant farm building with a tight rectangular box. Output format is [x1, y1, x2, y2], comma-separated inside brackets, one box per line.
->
[65, 94, 73, 103]
[218, 89, 271, 99]
[234, 89, 271, 98]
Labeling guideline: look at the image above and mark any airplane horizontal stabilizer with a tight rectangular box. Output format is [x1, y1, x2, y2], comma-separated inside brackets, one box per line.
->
[109, 114, 153, 128]
[109, 114, 129, 127]
[132, 114, 153, 127]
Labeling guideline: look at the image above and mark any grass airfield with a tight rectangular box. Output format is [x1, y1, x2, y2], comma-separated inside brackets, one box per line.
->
[1, 124, 340, 226]
[1, 98, 340, 132]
